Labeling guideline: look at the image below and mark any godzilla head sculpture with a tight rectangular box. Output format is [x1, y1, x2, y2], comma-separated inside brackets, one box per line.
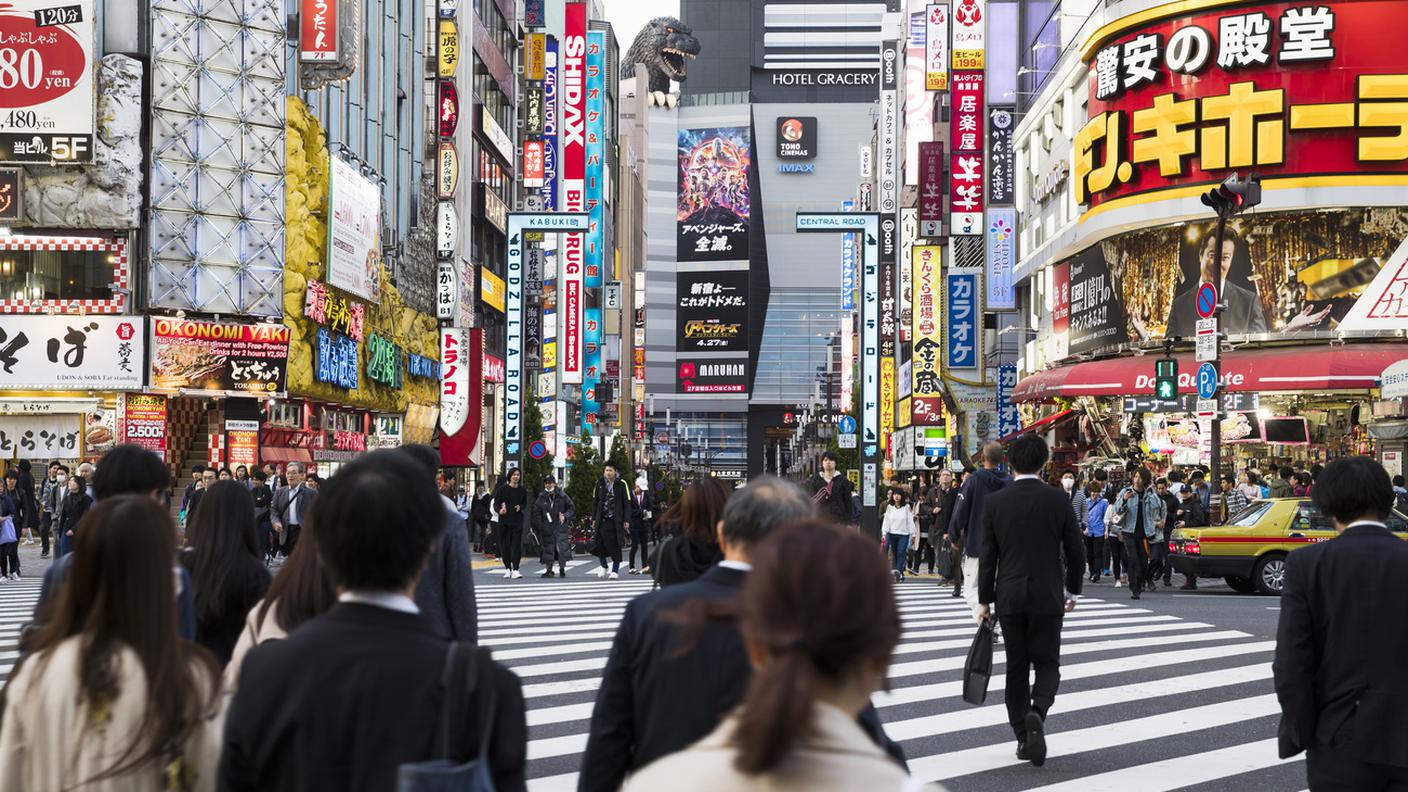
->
[622, 17, 701, 96]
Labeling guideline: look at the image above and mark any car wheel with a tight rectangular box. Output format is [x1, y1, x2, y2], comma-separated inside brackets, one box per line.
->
[1224, 576, 1256, 593]
[1253, 554, 1287, 596]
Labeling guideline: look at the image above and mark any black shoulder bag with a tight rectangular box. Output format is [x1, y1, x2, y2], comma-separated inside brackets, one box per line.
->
[397, 643, 499, 792]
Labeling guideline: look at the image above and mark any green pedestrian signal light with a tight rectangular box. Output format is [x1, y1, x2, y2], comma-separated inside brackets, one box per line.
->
[1155, 358, 1178, 400]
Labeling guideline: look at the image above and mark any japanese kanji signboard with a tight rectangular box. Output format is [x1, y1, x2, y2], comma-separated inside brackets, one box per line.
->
[677, 270, 748, 353]
[950, 71, 985, 236]
[911, 245, 944, 425]
[150, 318, 289, 395]
[1079, 0, 1408, 211]
[0, 315, 143, 390]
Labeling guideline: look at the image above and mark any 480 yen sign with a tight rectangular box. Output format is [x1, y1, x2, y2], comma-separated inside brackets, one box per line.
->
[0, 1, 96, 164]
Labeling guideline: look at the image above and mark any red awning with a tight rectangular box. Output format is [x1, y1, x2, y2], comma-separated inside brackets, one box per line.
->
[1013, 343, 1408, 403]
[261, 446, 313, 464]
[999, 409, 1076, 443]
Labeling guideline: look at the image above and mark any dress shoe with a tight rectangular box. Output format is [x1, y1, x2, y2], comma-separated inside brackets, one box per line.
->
[1016, 741, 1030, 761]
[1023, 711, 1047, 766]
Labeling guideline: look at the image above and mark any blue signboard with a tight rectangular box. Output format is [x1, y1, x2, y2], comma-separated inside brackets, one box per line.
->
[585, 31, 605, 289]
[840, 200, 855, 311]
[581, 306, 602, 429]
[997, 363, 1019, 439]
[839, 415, 857, 434]
[1197, 362, 1219, 400]
[407, 353, 440, 380]
[542, 38, 558, 211]
[315, 328, 359, 390]
[945, 272, 979, 370]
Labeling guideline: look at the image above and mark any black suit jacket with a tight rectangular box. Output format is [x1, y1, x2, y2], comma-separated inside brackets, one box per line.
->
[578, 565, 904, 792]
[1274, 524, 1408, 766]
[1166, 280, 1267, 338]
[219, 603, 527, 792]
[978, 478, 1085, 615]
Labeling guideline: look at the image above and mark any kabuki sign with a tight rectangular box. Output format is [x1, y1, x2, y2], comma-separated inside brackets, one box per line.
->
[0, 0, 96, 164]
[1079, 1, 1408, 211]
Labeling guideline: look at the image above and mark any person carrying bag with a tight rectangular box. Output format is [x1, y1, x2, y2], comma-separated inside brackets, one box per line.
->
[397, 644, 500, 792]
[962, 618, 995, 705]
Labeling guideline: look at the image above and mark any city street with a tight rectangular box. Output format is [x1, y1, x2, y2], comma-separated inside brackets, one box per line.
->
[467, 558, 1305, 792]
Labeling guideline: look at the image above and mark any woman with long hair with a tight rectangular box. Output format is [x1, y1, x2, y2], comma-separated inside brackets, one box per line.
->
[223, 514, 335, 692]
[57, 473, 93, 557]
[492, 467, 528, 579]
[651, 476, 731, 587]
[181, 481, 271, 667]
[1, 496, 223, 790]
[882, 487, 918, 583]
[625, 521, 938, 791]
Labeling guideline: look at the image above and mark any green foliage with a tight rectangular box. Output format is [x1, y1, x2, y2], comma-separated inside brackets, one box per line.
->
[565, 442, 603, 522]
[521, 378, 555, 490]
[606, 434, 635, 490]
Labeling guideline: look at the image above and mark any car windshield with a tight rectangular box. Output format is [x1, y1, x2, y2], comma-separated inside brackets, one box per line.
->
[1228, 501, 1274, 527]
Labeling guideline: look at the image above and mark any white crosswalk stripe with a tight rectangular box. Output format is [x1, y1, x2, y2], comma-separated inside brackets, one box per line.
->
[0, 577, 43, 684]
[470, 578, 1301, 792]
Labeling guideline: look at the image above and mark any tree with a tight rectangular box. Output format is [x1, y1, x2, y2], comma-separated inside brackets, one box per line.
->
[521, 377, 555, 490]
[565, 441, 603, 524]
[606, 433, 635, 490]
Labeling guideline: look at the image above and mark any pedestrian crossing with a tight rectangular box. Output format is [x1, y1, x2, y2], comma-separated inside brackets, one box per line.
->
[0, 576, 43, 684]
[474, 577, 1306, 792]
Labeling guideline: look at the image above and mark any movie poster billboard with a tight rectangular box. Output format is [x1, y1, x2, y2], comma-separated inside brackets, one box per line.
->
[677, 127, 751, 262]
[1061, 208, 1408, 355]
[677, 270, 748, 352]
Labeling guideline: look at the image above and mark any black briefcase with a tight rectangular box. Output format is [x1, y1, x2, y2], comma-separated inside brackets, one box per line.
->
[962, 619, 995, 706]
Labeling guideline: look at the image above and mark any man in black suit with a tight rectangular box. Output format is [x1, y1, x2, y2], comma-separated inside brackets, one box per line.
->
[220, 451, 527, 792]
[1165, 230, 1268, 339]
[978, 433, 1085, 768]
[577, 476, 905, 792]
[1275, 456, 1408, 790]
[269, 461, 315, 559]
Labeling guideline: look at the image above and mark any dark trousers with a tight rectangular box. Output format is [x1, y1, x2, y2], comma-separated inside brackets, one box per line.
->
[256, 518, 271, 560]
[1084, 535, 1105, 579]
[1308, 745, 1408, 791]
[910, 537, 934, 573]
[1106, 535, 1122, 579]
[39, 512, 50, 555]
[997, 612, 1063, 739]
[279, 524, 302, 558]
[1146, 537, 1168, 583]
[0, 541, 17, 576]
[472, 518, 489, 550]
[498, 517, 524, 569]
[628, 527, 651, 568]
[1123, 533, 1150, 593]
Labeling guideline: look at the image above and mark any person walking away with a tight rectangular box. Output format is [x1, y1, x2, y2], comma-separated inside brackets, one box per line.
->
[15, 460, 36, 545]
[651, 477, 730, 587]
[56, 474, 92, 558]
[913, 484, 939, 575]
[578, 477, 906, 792]
[0, 482, 17, 582]
[219, 451, 528, 792]
[977, 433, 1084, 767]
[590, 463, 630, 579]
[1270, 466, 1295, 498]
[1111, 468, 1164, 599]
[470, 482, 491, 553]
[269, 462, 314, 562]
[402, 445, 478, 642]
[181, 480, 272, 666]
[1220, 474, 1250, 525]
[535, 476, 576, 578]
[1061, 471, 1088, 531]
[250, 468, 274, 564]
[1085, 482, 1108, 583]
[881, 487, 917, 582]
[1, 495, 223, 791]
[1173, 486, 1208, 590]
[807, 451, 856, 525]
[948, 442, 1009, 616]
[37, 462, 62, 558]
[1152, 478, 1181, 588]
[493, 467, 529, 579]
[622, 521, 942, 792]
[1274, 456, 1408, 790]
[628, 483, 654, 574]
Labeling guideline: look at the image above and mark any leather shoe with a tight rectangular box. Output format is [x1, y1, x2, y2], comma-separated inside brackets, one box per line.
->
[1023, 711, 1047, 766]
[1016, 740, 1030, 761]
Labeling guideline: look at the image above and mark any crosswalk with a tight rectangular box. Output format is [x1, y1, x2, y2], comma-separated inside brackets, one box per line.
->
[0, 576, 42, 683]
[475, 578, 1307, 792]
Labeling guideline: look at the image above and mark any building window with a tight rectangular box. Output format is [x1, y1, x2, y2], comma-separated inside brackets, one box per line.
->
[0, 235, 127, 312]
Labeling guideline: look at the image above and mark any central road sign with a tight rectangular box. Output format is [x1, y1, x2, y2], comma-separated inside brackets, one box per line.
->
[1196, 282, 1219, 319]
[1196, 361, 1220, 400]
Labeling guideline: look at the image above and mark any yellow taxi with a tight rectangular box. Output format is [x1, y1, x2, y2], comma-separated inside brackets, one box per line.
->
[1168, 498, 1408, 595]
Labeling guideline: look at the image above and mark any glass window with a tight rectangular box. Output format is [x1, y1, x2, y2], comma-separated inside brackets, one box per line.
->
[1228, 501, 1273, 527]
[1292, 502, 1335, 532]
[0, 241, 121, 302]
[1388, 512, 1408, 534]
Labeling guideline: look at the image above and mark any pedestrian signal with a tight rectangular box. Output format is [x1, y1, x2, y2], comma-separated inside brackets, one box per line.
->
[1155, 358, 1178, 400]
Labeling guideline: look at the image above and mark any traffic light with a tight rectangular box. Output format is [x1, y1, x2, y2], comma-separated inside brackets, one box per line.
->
[1199, 172, 1262, 217]
[1155, 358, 1178, 400]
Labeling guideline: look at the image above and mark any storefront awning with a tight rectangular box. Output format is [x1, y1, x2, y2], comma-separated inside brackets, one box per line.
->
[1013, 343, 1408, 403]
[261, 447, 313, 464]
[999, 409, 1076, 442]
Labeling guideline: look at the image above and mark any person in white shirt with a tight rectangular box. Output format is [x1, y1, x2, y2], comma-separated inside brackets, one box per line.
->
[881, 487, 919, 583]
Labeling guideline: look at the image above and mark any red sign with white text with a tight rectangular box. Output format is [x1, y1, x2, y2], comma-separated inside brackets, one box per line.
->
[561, 2, 587, 385]
[523, 140, 545, 186]
[1080, 0, 1408, 209]
[950, 71, 986, 152]
[439, 327, 484, 467]
[918, 141, 944, 233]
[300, 0, 338, 62]
[484, 352, 505, 383]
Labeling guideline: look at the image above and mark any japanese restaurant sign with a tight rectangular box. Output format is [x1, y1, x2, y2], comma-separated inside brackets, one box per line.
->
[0, 316, 144, 390]
[150, 318, 290, 395]
[1079, 0, 1408, 211]
[121, 394, 167, 453]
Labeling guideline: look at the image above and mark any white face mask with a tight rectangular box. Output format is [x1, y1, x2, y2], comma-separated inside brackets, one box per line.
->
[1062, 478, 1074, 490]
[56, 474, 67, 484]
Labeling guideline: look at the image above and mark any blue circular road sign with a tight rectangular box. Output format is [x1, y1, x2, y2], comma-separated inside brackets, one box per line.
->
[839, 415, 857, 434]
[528, 441, 548, 459]
[1196, 282, 1218, 319]
[1196, 362, 1219, 399]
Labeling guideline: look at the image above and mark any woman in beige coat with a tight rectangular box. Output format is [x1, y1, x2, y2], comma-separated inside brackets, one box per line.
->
[0, 496, 223, 792]
[624, 521, 946, 792]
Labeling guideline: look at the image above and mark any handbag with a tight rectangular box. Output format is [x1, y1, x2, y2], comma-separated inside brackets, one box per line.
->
[396, 643, 499, 792]
[936, 541, 955, 580]
[961, 619, 995, 706]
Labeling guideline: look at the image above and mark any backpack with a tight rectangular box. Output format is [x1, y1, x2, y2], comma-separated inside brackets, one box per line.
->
[1395, 490, 1408, 516]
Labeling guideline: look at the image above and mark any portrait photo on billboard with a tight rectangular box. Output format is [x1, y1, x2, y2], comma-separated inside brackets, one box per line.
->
[677, 127, 751, 262]
[1063, 208, 1408, 354]
[677, 269, 748, 352]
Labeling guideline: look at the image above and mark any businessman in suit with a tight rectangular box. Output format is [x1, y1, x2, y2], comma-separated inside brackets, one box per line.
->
[578, 476, 906, 792]
[1165, 230, 1268, 339]
[1275, 456, 1408, 790]
[221, 451, 526, 792]
[978, 433, 1085, 768]
[269, 461, 316, 558]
